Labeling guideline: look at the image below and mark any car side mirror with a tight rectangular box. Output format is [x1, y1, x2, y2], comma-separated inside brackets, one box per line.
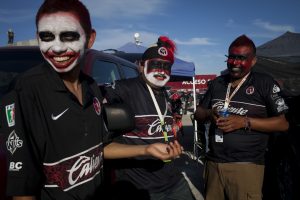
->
[102, 103, 135, 132]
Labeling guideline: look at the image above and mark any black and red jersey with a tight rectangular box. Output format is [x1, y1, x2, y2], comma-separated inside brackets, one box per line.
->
[201, 71, 289, 164]
[104, 76, 181, 193]
[0, 63, 108, 199]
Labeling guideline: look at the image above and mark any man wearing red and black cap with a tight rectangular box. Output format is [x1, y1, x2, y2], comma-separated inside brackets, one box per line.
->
[104, 36, 194, 200]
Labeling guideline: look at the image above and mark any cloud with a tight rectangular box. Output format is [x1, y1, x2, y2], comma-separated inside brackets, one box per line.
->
[0, 9, 34, 23]
[174, 38, 216, 46]
[84, 0, 167, 19]
[225, 19, 235, 27]
[92, 28, 159, 50]
[253, 19, 295, 32]
[248, 32, 280, 39]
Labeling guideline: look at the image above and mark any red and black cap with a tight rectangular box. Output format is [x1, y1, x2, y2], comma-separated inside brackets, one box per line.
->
[142, 36, 176, 64]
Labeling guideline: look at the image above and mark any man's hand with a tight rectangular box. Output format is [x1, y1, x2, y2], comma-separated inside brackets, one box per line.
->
[145, 140, 183, 160]
[211, 107, 219, 122]
[216, 114, 245, 133]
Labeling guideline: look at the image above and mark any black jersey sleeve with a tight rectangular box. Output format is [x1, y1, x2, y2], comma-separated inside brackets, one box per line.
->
[262, 76, 289, 116]
[2, 86, 43, 196]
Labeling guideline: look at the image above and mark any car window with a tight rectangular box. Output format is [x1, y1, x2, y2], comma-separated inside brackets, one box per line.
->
[0, 49, 44, 97]
[91, 59, 121, 85]
[122, 65, 139, 79]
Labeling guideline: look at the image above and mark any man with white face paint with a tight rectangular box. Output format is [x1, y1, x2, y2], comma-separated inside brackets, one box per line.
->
[104, 36, 194, 200]
[38, 13, 87, 73]
[1, 1, 182, 200]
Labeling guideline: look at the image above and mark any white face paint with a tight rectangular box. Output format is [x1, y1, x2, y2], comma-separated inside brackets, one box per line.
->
[37, 12, 86, 73]
[143, 60, 170, 87]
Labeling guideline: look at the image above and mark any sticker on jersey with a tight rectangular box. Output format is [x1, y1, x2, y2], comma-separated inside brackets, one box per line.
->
[273, 85, 280, 93]
[6, 130, 23, 155]
[6, 103, 15, 127]
[246, 86, 255, 95]
[9, 161, 23, 171]
[93, 97, 101, 115]
[275, 98, 288, 112]
[158, 47, 168, 57]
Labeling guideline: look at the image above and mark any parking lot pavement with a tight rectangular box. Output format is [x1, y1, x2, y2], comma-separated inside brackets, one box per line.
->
[174, 114, 205, 200]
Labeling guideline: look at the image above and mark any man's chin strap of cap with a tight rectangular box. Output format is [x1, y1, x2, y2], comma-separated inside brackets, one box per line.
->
[146, 84, 172, 162]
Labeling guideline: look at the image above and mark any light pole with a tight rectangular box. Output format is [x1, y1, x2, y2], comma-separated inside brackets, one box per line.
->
[134, 32, 142, 46]
[7, 28, 14, 44]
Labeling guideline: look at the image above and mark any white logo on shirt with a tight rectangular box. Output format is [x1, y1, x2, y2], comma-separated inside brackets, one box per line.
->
[51, 108, 69, 120]
[6, 130, 23, 155]
[67, 154, 101, 186]
[273, 85, 280, 93]
[147, 119, 172, 136]
[9, 162, 23, 171]
[275, 98, 288, 112]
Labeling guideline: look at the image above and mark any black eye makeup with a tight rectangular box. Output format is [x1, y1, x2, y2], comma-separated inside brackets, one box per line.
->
[60, 31, 80, 42]
[38, 31, 80, 42]
[39, 31, 55, 42]
[147, 60, 172, 70]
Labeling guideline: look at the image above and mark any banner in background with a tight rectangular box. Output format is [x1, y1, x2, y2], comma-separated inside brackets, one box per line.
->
[167, 74, 216, 90]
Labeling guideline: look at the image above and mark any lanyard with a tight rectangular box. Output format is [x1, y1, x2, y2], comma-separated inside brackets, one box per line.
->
[146, 84, 169, 143]
[224, 73, 250, 110]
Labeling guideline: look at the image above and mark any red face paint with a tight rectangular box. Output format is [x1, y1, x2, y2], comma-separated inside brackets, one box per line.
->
[226, 46, 254, 79]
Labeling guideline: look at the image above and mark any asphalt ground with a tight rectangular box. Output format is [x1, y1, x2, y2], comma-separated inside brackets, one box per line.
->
[174, 114, 205, 200]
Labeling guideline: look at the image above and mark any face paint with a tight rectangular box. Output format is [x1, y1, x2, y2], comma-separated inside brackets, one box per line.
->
[144, 59, 172, 87]
[37, 12, 86, 73]
[226, 46, 254, 79]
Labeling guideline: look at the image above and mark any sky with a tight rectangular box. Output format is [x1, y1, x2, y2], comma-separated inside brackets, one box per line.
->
[1, 0, 300, 75]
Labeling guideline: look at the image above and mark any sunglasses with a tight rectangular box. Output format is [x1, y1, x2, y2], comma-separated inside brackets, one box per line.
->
[225, 54, 253, 61]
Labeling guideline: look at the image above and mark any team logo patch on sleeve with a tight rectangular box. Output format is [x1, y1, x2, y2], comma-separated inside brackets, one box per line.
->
[6, 130, 23, 155]
[93, 97, 101, 115]
[273, 85, 280, 93]
[275, 98, 288, 112]
[5, 103, 15, 127]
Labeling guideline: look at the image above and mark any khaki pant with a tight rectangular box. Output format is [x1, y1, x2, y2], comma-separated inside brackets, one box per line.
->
[204, 161, 265, 200]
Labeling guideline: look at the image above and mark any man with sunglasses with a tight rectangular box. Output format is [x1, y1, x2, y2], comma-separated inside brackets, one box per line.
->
[194, 35, 289, 200]
[104, 36, 194, 200]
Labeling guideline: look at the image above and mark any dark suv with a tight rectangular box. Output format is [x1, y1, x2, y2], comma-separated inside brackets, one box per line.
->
[0, 46, 139, 97]
[0, 45, 139, 199]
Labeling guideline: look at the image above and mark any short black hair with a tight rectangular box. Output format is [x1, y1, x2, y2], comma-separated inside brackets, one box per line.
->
[36, 0, 92, 37]
[229, 34, 256, 55]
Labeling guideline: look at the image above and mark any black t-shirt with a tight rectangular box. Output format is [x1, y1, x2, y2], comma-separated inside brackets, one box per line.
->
[104, 76, 181, 193]
[201, 72, 288, 164]
[1, 63, 108, 199]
